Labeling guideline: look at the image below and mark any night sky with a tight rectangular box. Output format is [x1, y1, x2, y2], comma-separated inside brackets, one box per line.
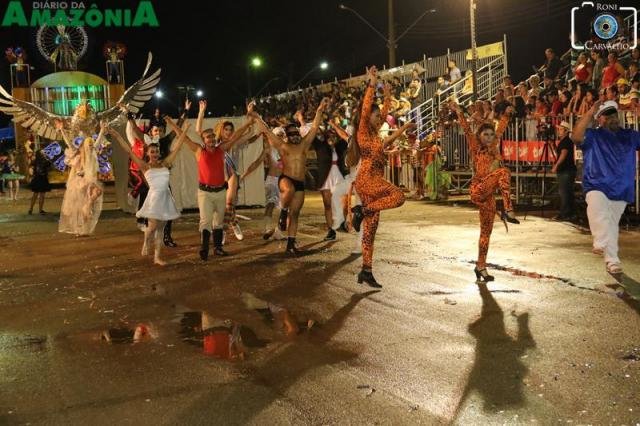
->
[0, 0, 638, 125]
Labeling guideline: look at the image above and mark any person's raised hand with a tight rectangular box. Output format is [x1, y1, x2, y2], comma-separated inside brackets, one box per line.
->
[198, 99, 207, 114]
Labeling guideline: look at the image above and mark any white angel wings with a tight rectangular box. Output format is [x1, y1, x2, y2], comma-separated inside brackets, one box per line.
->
[0, 52, 161, 140]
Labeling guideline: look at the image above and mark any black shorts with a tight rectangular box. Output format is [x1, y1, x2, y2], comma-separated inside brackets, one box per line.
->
[279, 174, 305, 192]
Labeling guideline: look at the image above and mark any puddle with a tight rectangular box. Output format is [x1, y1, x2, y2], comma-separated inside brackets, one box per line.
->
[243, 292, 316, 338]
[176, 310, 268, 360]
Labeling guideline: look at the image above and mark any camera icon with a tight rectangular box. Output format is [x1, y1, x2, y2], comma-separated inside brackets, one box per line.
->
[571, 2, 638, 50]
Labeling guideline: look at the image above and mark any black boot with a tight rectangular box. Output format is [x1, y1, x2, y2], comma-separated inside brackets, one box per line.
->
[285, 237, 299, 255]
[474, 267, 495, 282]
[324, 229, 337, 241]
[213, 229, 228, 256]
[351, 205, 364, 233]
[357, 268, 382, 288]
[278, 208, 288, 231]
[163, 220, 177, 247]
[199, 230, 211, 260]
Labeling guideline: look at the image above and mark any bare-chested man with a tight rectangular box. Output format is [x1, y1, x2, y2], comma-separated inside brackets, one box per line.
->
[241, 128, 286, 240]
[249, 98, 329, 254]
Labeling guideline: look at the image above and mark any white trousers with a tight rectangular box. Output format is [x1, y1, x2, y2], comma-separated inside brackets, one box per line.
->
[197, 189, 227, 232]
[586, 190, 627, 265]
[331, 172, 361, 230]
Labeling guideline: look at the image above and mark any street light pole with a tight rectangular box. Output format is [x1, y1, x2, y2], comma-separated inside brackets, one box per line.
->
[470, 0, 478, 101]
[388, 0, 396, 68]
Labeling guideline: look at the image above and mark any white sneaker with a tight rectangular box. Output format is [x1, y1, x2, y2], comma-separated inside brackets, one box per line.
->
[606, 262, 623, 274]
[232, 223, 244, 241]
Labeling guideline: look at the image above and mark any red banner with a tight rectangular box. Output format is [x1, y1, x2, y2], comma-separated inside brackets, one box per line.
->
[502, 140, 555, 163]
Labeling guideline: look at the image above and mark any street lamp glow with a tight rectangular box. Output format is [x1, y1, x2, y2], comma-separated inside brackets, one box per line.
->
[320, 62, 328, 70]
[251, 57, 262, 67]
[196, 90, 203, 97]
[155, 90, 163, 99]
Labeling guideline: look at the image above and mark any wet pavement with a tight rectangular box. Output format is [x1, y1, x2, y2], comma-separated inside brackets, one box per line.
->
[1, 188, 639, 425]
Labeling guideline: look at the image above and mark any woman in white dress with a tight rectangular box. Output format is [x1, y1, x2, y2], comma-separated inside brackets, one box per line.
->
[56, 121, 105, 236]
[108, 119, 188, 266]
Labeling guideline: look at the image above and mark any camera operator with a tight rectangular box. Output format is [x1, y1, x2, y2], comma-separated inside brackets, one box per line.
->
[551, 121, 576, 221]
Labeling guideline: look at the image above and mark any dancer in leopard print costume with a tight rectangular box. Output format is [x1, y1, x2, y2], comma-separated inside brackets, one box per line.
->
[351, 66, 416, 288]
[450, 101, 520, 282]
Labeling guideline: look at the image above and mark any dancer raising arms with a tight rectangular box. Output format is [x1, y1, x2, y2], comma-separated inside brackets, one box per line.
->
[450, 101, 519, 282]
[108, 119, 188, 266]
[169, 110, 254, 260]
[248, 98, 330, 255]
[240, 129, 286, 241]
[351, 66, 416, 288]
[196, 100, 257, 242]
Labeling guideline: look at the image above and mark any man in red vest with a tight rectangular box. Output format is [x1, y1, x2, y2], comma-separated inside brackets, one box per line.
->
[165, 115, 254, 260]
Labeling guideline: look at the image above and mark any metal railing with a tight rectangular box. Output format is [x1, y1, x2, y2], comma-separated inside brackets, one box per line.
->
[408, 54, 507, 139]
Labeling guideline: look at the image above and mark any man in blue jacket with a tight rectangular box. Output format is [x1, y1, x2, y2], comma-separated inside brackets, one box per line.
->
[572, 100, 640, 274]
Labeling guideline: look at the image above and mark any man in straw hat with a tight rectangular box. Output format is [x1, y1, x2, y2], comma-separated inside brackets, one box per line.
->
[551, 120, 577, 221]
[571, 100, 640, 274]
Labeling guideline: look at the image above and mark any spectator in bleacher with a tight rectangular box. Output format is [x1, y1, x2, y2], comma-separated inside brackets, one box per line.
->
[408, 68, 423, 107]
[578, 89, 597, 116]
[502, 75, 515, 101]
[436, 75, 449, 96]
[551, 120, 576, 221]
[534, 96, 549, 119]
[543, 48, 563, 80]
[573, 53, 592, 86]
[617, 79, 632, 110]
[493, 89, 512, 118]
[516, 82, 529, 103]
[524, 104, 538, 141]
[482, 100, 494, 122]
[590, 51, 605, 89]
[527, 74, 541, 98]
[628, 62, 640, 91]
[606, 85, 619, 102]
[540, 76, 555, 99]
[601, 52, 625, 89]
[598, 88, 607, 103]
[448, 60, 462, 84]
[547, 91, 563, 116]
[560, 90, 573, 116]
[567, 84, 585, 115]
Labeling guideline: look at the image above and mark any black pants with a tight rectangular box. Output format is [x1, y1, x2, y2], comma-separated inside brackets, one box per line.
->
[557, 170, 576, 218]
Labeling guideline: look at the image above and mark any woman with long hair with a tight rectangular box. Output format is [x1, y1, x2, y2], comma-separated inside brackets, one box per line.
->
[450, 100, 520, 282]
[56, 121, 105, 236]
[351, 66, 416, 288]
[109, 119, 188, 265]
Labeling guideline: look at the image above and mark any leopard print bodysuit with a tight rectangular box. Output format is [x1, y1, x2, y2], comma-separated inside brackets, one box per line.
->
[355, 85, 405, 269]
[457, 112, 513, 269]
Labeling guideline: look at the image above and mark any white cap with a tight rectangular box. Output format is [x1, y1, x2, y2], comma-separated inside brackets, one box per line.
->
[556, 120, 571, 131]
[594, 100, 618, 118]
